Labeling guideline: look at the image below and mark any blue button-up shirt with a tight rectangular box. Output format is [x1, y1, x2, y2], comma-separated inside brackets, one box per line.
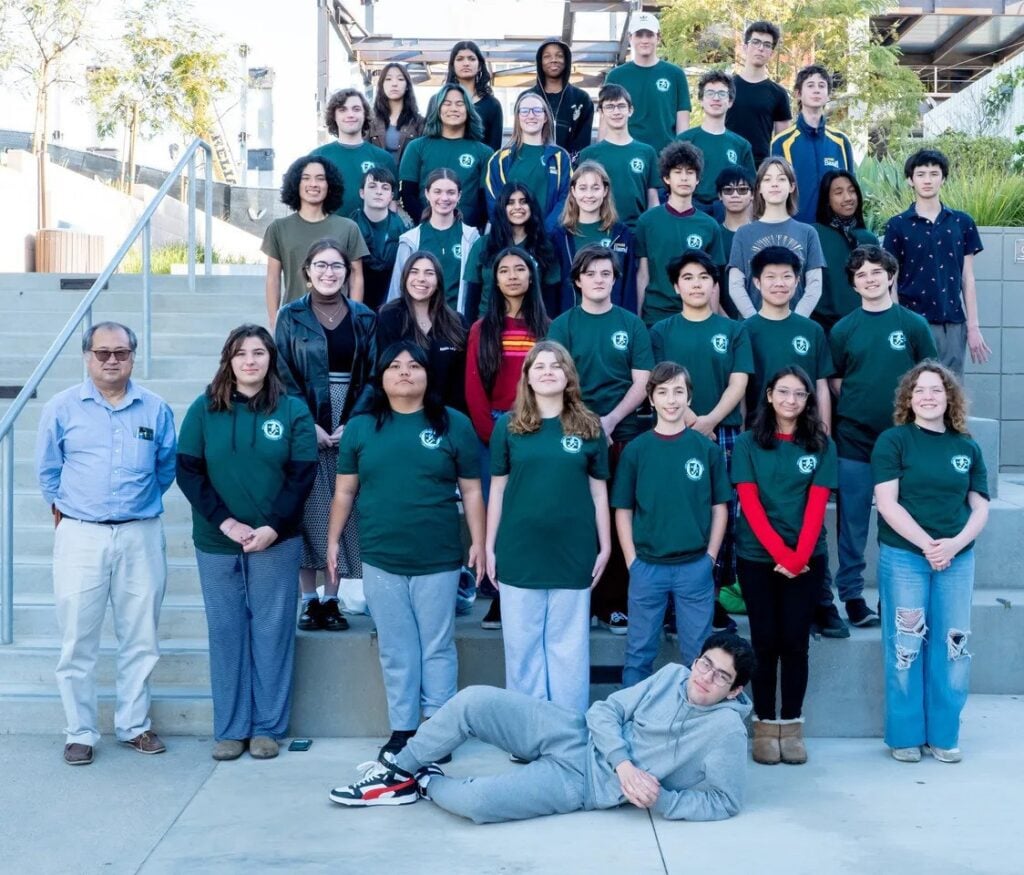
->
[36, 379, 177, 521]
[883, 203, 983, 325]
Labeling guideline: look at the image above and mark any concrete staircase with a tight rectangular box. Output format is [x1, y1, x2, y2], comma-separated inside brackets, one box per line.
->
[1, 273, 1022, 739]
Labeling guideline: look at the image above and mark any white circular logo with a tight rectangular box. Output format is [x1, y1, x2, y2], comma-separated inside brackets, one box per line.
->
[262, 420, 283, 441]
[792, 335, 810, 355]
[686, 234, 703, 249]
[419, 429, 442, 449]
[360, 160, 375, 173]
[888, 331, 907, 351]
[711, 334, 728, 354]
[452, 243, 463, 258]
[561, 435, 583, 454]
[459, 153, 474, 168]
[611, 331, 629, 351]
[629, 157, 645, 173]
[726, 149, 738, 164]
[599, 238, 612, 248]
[656, 78, 670, 92]
[797, 454, 817, 474]
[685, 458, 704, 481]
[951, 454, 971, 473]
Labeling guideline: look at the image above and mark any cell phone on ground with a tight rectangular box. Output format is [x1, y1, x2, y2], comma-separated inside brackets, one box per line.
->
[288, 738, 313, 751]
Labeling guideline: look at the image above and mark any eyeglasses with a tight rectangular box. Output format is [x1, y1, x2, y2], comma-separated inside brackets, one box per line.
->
[89, 348, 133, 362]
[518, 106, 546, 117]
[747, 38, 775, 50]
[720, 186, 751, 196]
[692, 655, 734, 688]
[773, 388, 809, 401]
[703, 89, 730, 100]
[601, 102, 630, 112]
[311, 261, 346, 273]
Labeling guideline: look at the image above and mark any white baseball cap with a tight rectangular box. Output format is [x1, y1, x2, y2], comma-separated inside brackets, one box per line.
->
[629, 12, 660, 35]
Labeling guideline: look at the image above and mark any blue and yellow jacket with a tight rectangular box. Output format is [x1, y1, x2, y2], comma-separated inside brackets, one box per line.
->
[771, 114, 855, 224]
[484, 143, 571, 228]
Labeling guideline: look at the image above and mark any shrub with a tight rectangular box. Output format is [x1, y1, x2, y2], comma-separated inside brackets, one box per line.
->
[118, 242, 250, 274]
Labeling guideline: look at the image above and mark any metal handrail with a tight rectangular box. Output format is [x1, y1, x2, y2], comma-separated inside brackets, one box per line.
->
[0, 138, 214, 644]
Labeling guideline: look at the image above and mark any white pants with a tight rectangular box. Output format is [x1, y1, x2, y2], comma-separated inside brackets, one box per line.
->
[500, 584, 591, 712]
[53, 517, 166, 745]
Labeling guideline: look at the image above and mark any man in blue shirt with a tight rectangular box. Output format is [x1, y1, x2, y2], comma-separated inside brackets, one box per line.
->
[36, 322, 177, 766]
[883, 148, 990, 377]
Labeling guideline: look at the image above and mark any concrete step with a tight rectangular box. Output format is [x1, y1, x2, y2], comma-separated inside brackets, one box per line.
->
[14, 522, 198, 560]
[10, 594, 209, 640]
[12, 555, 202, 597]
[14, 487, 197, 528]
[0, 328, 258, 357]
[0, 272, 262, 294]
[0, 289, 265, 315]
[0, 354, 229, 383]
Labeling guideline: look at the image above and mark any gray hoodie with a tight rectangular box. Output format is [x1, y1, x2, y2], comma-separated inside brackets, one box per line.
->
[584, 663, 752, 820]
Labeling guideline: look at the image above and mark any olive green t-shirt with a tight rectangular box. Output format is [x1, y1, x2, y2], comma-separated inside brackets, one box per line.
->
[829, 305, 937, 462]
[466, 234, 562, 319]
[731, 432, 839, 563]
[604, 60, 692, 154]
[814, 224, 879, 322]
[577, 139, 660, 229]
[744, 312, 834, 420]
[611, 428, 733, 564]
[337, 408, 480, 575]
[418, 222, 464, 310]
[548, 305, 655, 441]
[399, 137, 493, 228]
[505, 144, 550, 211]
[311, 141, 398, 220]
[871, 423, 989, 557]
[260, 213, 369, 305]
[491, 415, 610, 589]
[649, 312, 753, 428]
[676, 127, 755, 208]
[635, 206, 726, 326]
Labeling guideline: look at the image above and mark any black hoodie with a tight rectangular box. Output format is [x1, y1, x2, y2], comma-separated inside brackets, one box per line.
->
[525, 39, 594, 163]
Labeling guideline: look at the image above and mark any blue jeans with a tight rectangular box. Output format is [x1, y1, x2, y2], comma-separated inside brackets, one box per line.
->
[624, 554, 714, 687]
[823, 457, 874, 606]
[878, 545, 974, 750]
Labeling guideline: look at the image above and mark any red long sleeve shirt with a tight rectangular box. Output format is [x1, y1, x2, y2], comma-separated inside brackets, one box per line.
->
[464, 316, 537, 444]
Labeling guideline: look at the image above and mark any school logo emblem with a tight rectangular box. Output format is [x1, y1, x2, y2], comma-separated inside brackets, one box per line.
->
[419, 429, 442, 450]
[888, 331, 907, 351]
[685, 458, 704, 481]
[561, 435, 583, 454]
[452, 244, 463, 258]
[797, 454, 817, 474]
[630, 157, 645, 173]
[360, 161, 375, 173]
[611, 331, 629, 351]
[792, 335, 810, 355]
[599, 238, 612, 248]
[459, 153, 474, 168]
[572, 104, 583, 122]
[656, 78, 670, 92]
[262, 420, 284, 441]
[951, 455, 971, 473]
[711, 334, 729, 354]
[726, 149, 738, 164]
[686, 234, 703, 249]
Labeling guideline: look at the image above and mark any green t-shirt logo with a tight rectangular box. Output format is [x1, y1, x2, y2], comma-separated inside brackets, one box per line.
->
[452, 244, 463, 258]
[459, 153, 474, 168]
[360, 161, 375, 173]
[686, 234, 704, 249]
[611, 331, 629, 351]
[797, 454, 817, 474]
[792, 335, 810, 355]
[419, 429, 442, 449]
[726, 149, 738, 164]
[685, 458, 704, 481]
[561, 435, 583, 454]
[888, 330, 907, 350]
[262, 420, 284, 441]
[711, 333, 729, 354]
[656, 78, 670, 92]
[951, 454, 971, 473]
[629, 157, 646, 173]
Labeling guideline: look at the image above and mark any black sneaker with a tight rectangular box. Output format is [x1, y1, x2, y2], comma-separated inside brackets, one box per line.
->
[816, 603, 851, 639]
[329, 759, 418, 807]
[846, 597, 880, 628]
[481, 597, 501, 630]
[600, 611, 628, 635]
[712, 601, 738, 633]
[298, 598, 323, 631]
[320, 598, 350, 632]
[379, 729, 416, 760]
[415, 763, 445, 798]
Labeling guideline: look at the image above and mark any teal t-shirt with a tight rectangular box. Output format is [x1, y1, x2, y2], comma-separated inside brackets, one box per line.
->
[676, 127, 756, 207]
[605, 61, 692, 153]
[505, 144, 551, 211]
[312, 141, 399, 220]
[418, 222, 465, 310]
[577, 139, 660, 228]
[399, 136, 493, 228]
[337, 408, 480, 575]
[466, 234, 561, 319]
[744, 312, 834, 419]
[491, 415, 610, 589]
[611, 428, 733, 563]
[814, 224, 879, 322]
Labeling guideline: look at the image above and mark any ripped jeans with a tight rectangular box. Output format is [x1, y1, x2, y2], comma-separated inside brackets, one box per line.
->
[878, 544, 974, 750]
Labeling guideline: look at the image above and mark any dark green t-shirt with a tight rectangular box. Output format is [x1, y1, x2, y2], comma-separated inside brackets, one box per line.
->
[312, 141, 399, 220]
[399, 137, 493, 228]
[731, 432, 839, 563]
[548, 305, 655, 441]
[871, 424, 989, 557]
[611, 428, 733, 563]
[466, 234, 562, 319]
[649, 312, 753, 428]
[829, 305, 937, 462]
[419, 222, 464, 310]
[676, 127, 755, 208]
[337, 408, 480, 575]
[491, 415, 610, 589]
[577, 139, 660, 228]
[177, 394, 318, 554]
[635, 206, 726, 326]
[814, 224, 879, 322]
[505, 144, 551, 211]
[745, 312, 834, 420]
[605, 61, 692, 153]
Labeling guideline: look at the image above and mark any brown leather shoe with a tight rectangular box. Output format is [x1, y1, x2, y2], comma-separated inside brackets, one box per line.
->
[123, 731, 167, 755]
[64, 743, 94, 765]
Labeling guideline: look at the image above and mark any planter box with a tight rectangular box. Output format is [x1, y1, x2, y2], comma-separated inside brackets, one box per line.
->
[34, 229, 104, 273]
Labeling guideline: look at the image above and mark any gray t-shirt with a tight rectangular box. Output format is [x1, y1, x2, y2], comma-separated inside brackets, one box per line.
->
[727, 218, 825, 311]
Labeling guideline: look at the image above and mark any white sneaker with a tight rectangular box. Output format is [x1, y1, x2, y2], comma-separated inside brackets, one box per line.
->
[925, 745, 962, 764]
[890, 746, 921, 763]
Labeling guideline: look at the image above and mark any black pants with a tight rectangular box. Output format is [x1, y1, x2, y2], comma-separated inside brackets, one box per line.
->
[737, 555, 826, 721]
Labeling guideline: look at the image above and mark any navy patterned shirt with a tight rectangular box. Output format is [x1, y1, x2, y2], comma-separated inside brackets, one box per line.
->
[883, 203, 983, 325]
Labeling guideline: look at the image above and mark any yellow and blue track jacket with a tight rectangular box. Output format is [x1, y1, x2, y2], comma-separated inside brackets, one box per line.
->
[771, 114, 855, 224]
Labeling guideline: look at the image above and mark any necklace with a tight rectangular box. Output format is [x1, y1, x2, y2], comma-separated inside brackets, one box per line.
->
[313, 299, 345, 324]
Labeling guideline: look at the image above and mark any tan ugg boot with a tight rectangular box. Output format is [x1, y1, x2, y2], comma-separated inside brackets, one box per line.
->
[752, 719, 781, 765]
[779, 719, 807, 764]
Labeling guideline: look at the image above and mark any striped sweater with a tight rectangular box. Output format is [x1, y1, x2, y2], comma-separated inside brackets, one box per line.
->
[464, 316, 538, 443]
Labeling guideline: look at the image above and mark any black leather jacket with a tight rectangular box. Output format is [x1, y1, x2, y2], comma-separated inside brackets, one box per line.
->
[275, 294, 378, 431]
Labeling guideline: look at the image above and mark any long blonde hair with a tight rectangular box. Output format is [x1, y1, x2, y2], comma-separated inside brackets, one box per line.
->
[508, 340, 601, 439]
[893, 360, 970, 434]
[510, 91, 555, 149]
[561, 161, 618, 233]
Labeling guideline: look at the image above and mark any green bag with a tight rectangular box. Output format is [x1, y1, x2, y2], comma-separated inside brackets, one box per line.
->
[717, 582, 747, 615]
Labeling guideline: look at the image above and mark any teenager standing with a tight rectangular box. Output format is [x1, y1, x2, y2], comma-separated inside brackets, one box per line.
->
[352, 168, 409, 311]
[367, 62, 424, 168]
[715, 166, 755, 318]
[447, 41, 504, 151]
[524, 39, 594, 162]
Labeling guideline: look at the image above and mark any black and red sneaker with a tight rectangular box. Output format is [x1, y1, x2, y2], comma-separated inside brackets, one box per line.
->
[329, 759, 418, 807]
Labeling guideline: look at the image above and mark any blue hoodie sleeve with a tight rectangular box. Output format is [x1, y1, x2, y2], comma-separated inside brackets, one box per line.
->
[652, 725, 747, 821]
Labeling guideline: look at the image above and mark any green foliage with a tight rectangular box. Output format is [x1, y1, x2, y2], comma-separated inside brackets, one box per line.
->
[659, 0, 924, 142]
[118, 242, 250, 275]
[981, 67, 1024, 124]
[888, 132, 1020, 176]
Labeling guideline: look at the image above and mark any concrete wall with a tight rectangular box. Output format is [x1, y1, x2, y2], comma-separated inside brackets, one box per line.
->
[965, 227, 1024, 471]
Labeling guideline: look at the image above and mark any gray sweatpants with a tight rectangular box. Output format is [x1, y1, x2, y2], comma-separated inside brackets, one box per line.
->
[394, 686, 589, 823]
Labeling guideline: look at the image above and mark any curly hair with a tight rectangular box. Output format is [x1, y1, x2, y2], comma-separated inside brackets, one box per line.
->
[325, 88, 371, 138]
[561, 161, 618, 233]
[280, 154, 344, 213]
[658, 140, 703, 182]
[508, 340, 601, 439]
[892, 360, 970, 434]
